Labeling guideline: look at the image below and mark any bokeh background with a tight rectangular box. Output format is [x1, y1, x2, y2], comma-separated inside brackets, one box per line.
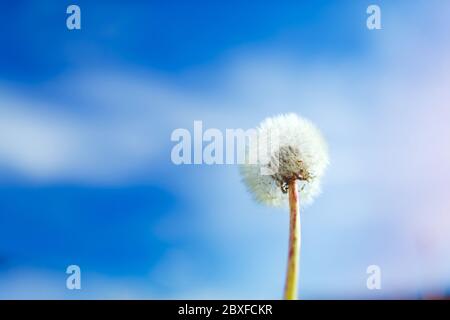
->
[1, 0, 450, 299]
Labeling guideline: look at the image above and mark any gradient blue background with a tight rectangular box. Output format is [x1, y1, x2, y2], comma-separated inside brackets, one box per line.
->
[1, 0, 450, 299]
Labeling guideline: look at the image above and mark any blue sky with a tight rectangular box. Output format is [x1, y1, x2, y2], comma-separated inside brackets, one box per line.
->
[1, 0, 450, 299]
[1, 1, 367, 78]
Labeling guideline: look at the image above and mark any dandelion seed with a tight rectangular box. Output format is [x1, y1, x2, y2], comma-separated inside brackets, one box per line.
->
[240, 113, 329, 299]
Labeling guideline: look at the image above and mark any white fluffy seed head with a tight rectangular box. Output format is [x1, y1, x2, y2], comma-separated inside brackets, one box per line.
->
[240, 113, 329, 207]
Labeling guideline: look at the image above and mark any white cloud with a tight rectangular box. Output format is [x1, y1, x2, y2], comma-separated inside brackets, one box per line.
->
[0, 267, 154, 299]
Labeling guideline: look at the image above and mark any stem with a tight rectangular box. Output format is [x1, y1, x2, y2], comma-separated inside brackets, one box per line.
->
[284, 179, 300, 300]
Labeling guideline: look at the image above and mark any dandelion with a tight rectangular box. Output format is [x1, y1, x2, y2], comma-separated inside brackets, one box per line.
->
[240, 113, 329, 300]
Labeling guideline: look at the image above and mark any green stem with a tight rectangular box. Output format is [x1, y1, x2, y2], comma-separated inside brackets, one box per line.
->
[284, 179, 300, 300]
